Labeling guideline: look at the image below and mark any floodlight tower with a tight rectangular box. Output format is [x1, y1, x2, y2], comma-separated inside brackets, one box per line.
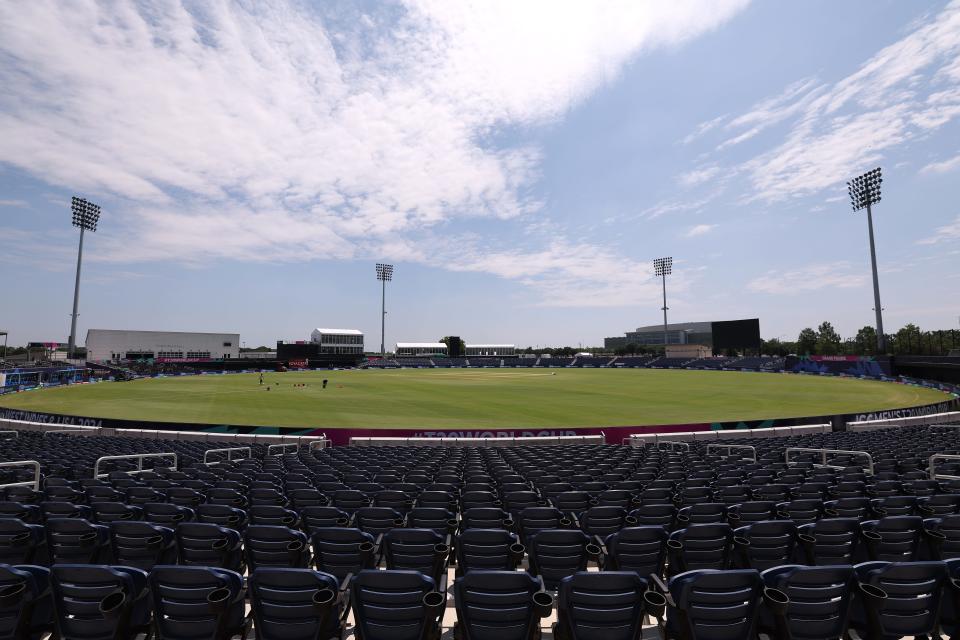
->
[68, 197, 101, 360]
[653, 257, 673, 350]
[375, 263, 394, 358]
[847, 167, 886, 353]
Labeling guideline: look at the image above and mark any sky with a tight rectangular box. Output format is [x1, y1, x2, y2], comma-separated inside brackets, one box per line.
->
[1, 0, 959, 350]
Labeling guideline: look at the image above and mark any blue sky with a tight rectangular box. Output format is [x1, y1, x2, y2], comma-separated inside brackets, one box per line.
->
[1, 0, 959, 350]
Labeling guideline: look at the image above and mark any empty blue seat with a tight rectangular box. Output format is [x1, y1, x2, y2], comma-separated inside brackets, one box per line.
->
[732, 520, 798, 571]
[247, 567, 341, 640]
[667, 524, 734, 575]
[45, 518, 110, 564]
[350, 569, 444, 640]
[759, 564, 855, 640]
[649, 569, 768, 640]
[109, 521, 177, 570]
[176, 522, 244, 572]
[50, 564, 151, 640]
[0, 519, 46, 565]
[0, 564, 52, 640]
[244, 525, 310, 570]
[527, 530, 599, 591]
[150, 565, 248, 640]
[453, 570, 552, 640]
[455, 529, 524, 576]
[310, 527, 378, 582]
[849, 560, 947, 640]
[602, 526, 668, 579]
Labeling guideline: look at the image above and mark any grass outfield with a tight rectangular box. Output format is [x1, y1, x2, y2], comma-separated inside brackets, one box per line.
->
[0, 369, 951, 430]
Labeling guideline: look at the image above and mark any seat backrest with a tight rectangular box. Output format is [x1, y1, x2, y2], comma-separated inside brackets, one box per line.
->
[45, 518, 110, 564]
[110, 520, 177, 570]
[456, 529, 522, 575]
[51, 564, 150, 640]
[248, 567, 341, 640]
[195, 504, 248, 530]
[860, 516, 924, 562]
[244, 525, 310, 570]
[760, 564, 855, 640]
[797, 518, 860, 565]
[310, 527, 377, 581]
[453, 570, 545, 640]
[667, 569, 763, 640]
[461, 508, 511, 530]
[351, 570, 441, 640]
[0, 519, 45, 565]
[556, 571, 649, 640]
[528, 530, 594, 591]
[852, 560, 947, 640]
[383, 528, 447, 582]
[603, 526, 668, 578]
[733, 520, 797, 571]
[668, 524, 733, 574]
[175, 522, 243, 572]
[149, 565, 246, 640]
[0, 564, 52, 640]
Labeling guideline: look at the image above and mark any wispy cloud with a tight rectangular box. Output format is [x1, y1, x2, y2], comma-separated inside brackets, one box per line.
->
[921, 153, 960, 173]
[677, 165, 722, 188]
[685, 223, 717, 237]
[747, 261, 866, 295]
[680, 0, 960, 203]
[917, 214, 960, 244]
[0, 0, 750, 306]
[0, 199, 27, 207]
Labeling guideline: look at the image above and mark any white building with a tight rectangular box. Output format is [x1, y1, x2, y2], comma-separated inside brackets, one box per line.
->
[310, 328, 364, 355]
[465, 344, 515, 356]
[85, 329, 240, 362]
[396, 342, 448, 357]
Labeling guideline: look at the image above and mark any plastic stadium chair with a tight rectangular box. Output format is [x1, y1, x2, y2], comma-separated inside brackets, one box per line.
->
[248, 567, 342, 640]
[452, 570, 553, 640]
[527, 530, 599, 591]
[822, 497, 871, 519]
[310, 528, 379, 582]
[0, 519, 46, 565]
[732, 520, 798, 571]
[628, 504, 675, 529]
[461, 508, 513, 530]
[350, 570, 444, 640]
[579, 506, 634, 538]
[249, 505, 301, 528]
[50, 564, 151, 640]
[675, 503, 727, 526]
[554, 571, 662, 640]
[923, 514, 960, 560]
[648, 569, 773, 640]
[382, 528, 450, 584]
[244, 524, 311, 570]
[517, 507, 571, 540]
[109, 520, 177, 570]
[455, 529, 525, 576]
[666, 524, 734, 575]
[149, 565, 248, 640]
[796, 518, 861, 565]
[40, 501, 91, 522]
[91, 502, 142, 524]
[848, 560, 947, 640]
[601, 526, 668, 579]
[0, 564, 52, 640]
[759, 564, 855, 640]
[726, 501, 777, 526]
[407, 508, 458, 537]
[0, 503, 42, 525]
[356, 507, 405, 537]
[45, 518, 110, 564]
[195, 504, 249, 530]
[870, 495, 918, 517]
[142, 503, 195, 526]
[859, 515, 924, 562]
[300, 506, 353, 532]
[176, 522, 244, 572]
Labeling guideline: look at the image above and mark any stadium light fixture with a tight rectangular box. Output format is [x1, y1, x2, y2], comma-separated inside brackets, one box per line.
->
[68, 197, 101, 360]
[376, 263, 394, 358]
[847, 167, 886, 353]
[653, 257, 673, 350]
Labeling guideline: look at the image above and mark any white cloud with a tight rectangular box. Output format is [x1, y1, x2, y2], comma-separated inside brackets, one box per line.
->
[677, 165, 721, 188]
[683, 0, 960, 203]
[680, 114, 727, 145]
[921, 153, 960, 173]
[0, 0, 750, 305]
[916, 214, 960, 244]
[685, 224, 716, 237]
[747, 261, 866, 295]
[0, 199, 27, 207]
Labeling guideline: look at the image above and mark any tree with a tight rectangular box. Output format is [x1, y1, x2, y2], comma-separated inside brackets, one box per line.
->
[815, 321, 842, 355]
[895, 323, 921, 355]
[438, 336, 466, 356]
[854, 326, 876, 355]
[796, 328, 817, 355]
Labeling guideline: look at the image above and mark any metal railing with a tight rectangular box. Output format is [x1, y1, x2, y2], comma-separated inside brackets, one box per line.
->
[0, 460, 41, 491]
[655, 441, 690, 452]
[0, 431, 17, 439]
[309, 439, 331, 451]
[929, 454, 960, 481]
[93, 452, 178, 478]
[706, 444, 757, 462]
[203, 447, 252, 465]
[267, 443, 299, 456]
[785, 447, 874, 475]
[43, 427, 101, 437]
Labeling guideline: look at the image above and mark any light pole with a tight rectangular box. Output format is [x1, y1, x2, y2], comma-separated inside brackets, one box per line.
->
[653, 257, 673, 352]
[375, 263, 394, 358]
[847, 168, 885, 353]
[68, 197, 100, 360]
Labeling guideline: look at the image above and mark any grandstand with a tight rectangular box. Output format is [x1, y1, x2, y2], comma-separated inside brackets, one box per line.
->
[0, 421, 959, 638]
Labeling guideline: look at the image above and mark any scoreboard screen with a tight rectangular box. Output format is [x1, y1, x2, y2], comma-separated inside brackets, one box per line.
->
[712, 319, 761, 350]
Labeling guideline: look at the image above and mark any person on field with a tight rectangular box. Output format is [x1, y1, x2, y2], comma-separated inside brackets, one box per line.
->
[259, 372, 264, 386]
[322, 379, 328, 389]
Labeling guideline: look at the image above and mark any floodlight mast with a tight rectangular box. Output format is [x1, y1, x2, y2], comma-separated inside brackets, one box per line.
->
[653, 257, 673, 351]
[847, 168, 885, 353]
[375, 263, 394, 358]
[67, 197, 100, 360]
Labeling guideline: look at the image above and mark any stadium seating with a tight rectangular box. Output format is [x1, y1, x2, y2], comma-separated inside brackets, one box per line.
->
[1, 424, 960, 636]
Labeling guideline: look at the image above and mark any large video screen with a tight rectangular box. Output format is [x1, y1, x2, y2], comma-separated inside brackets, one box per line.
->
[712, 319, 761, 350]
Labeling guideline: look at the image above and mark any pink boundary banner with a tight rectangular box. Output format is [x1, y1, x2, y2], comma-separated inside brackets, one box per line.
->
[300, 423, 711, 446]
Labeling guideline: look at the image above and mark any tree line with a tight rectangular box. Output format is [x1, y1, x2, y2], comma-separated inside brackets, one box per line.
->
[762, 322, 960, 357]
